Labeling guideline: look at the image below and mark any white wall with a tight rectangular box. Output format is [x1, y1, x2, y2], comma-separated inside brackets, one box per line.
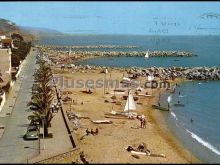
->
[15, 59, 26, 79]
[0, 92, 6, 112]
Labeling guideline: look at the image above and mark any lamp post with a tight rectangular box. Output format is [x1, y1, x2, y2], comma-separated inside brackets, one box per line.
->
[70, 98, 72, 112]
[103, 68, 108, 97]
[24, 145, 45, 164]
[42, 117, 45, 150]
[128, 89, 130, 115]
[40, 115, 46, 150]
[24, 146, 30, 164]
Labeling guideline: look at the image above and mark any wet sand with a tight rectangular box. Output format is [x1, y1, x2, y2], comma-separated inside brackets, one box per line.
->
[50, 68, 201, 163]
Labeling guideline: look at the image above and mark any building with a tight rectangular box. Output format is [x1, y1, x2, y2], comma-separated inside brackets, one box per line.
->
[0, 49, 12, 112]
[0, 49, 12, 87]
[0, 32, 14, 49]
[0, 38, 13, 48]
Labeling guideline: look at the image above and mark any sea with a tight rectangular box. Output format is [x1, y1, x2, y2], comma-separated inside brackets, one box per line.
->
[36, 34, 220, 163]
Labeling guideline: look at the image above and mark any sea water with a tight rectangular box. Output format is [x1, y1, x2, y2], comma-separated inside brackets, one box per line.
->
[37, 34, 220, 163]
[37, 35, 220, 67]
[160, 81, 220, 163]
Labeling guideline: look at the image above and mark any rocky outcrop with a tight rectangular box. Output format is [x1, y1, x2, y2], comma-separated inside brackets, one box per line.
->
[37, 45, 196, 58]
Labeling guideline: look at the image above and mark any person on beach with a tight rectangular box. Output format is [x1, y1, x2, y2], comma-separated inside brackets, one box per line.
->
[140, 118, 143, 128]
[86, 128, 90, 136]
[91, 129, 95, 135]
[158, 102, 161, 107]
[142, 118, 146, 128]
[51, 105, 54, 113]
[95, 128, 99, 135]
[126, 146, 134, 152]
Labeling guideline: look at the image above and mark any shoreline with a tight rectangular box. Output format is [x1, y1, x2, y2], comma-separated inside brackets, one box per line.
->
[49, 66, 201, 163]
[148, 87, 200, 163]
[141, 80, 201, 163]
[39, 45, 203, 163]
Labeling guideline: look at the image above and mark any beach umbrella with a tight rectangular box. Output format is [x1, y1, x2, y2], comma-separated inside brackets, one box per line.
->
[105, 68, 108, 74]
[167, 95, 172, 103]
[147, 75, 154, 81]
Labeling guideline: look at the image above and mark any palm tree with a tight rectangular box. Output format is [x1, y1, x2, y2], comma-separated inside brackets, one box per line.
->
[28, 60, 55, 137]
[0, 71, 4, 96]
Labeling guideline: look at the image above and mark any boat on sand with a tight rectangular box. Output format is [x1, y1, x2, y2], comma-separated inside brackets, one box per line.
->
[91, 120, 113, 124]
[105, 90, 138, 118]
[152, 104, 169, 111]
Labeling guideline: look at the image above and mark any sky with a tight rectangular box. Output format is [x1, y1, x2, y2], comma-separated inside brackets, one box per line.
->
[1, 1, 220, 35]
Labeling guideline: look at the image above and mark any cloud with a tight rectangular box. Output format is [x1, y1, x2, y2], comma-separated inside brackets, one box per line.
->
[95, 15, 104, 19]
[63, 15, 89, 19]
[67, 29, 99, 33]
[63, 15, 105, 20]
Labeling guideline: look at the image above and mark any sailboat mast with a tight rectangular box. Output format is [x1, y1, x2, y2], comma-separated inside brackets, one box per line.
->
[69, 47, 71, 57]
[128, 90, 129, 114]
[104, 68, 108, 97]
[104, 71, 106, 97]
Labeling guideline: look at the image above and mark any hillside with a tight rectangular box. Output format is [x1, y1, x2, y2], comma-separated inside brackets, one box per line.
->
[0, 18, 64, 42]
[18, 26, 62, 36]
[0, 18, 17, 34]
[0, 18, 34, 41]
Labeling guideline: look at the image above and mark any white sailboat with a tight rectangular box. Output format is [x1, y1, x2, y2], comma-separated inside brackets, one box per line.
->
[105, 90, 137, 118]
[147, 75, 154, 96]
[124, 90, 136, 112]
[145, 50, 149, 58]
[69, 47, 72, 56]
[167, 95, 172, 109]
[123, 90, 137, 118]
[167, 95, 172, 103]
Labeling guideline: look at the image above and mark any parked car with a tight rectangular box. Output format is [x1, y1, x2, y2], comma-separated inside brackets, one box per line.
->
[23, 125, 39, 140]
[32, 84, 39, 94]
[30, 104, 39, 111]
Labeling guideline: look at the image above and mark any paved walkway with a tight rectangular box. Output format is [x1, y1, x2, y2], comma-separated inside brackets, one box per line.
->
[0, 48, 73, 163]
[0, 49, 39, 163]
[29, 57, 73, 163]
[29, 107, 73, 163]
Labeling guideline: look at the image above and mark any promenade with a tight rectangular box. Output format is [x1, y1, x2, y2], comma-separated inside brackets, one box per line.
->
[29, 105, 73, 163]
[0, 47, 75, 163]
[0, 48, 39, 163]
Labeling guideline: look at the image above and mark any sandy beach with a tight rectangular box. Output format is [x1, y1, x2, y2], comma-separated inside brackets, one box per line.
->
[49, 67, 200, 163]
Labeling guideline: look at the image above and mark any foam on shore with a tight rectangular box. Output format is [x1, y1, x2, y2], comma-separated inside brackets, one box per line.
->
[171, 111, 178, 121]
[186, 129, 220, 156]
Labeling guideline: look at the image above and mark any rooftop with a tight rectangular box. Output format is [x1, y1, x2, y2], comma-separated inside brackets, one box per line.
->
[1, 38, 12, 43]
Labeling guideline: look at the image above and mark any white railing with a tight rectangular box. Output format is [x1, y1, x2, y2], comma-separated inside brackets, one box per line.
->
[0, 92, 6, 112]
[15, 59, 26, 79]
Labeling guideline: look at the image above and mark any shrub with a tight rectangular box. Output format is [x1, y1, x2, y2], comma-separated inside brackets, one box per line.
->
[12, 40, 31, 61]
[11, 53, 20, 67]
[2, 81, 11, 93]
[11, 33, 24, 41]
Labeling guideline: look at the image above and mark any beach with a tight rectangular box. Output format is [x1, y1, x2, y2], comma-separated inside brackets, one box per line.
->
[48, 66, 200, 163]
[1, 2, 220, 164]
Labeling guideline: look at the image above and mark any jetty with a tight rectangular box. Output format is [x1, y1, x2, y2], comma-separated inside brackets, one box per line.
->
[37, 45, 196, 58]
[37, 45, 220, 81]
